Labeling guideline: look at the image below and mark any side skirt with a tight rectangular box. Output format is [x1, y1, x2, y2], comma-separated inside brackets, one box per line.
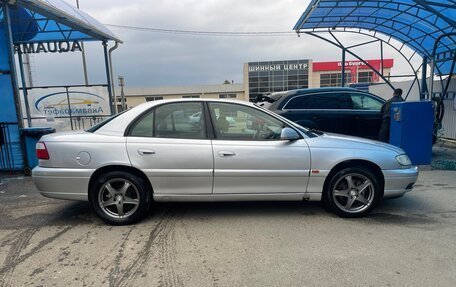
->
[153, 193, 322, 202]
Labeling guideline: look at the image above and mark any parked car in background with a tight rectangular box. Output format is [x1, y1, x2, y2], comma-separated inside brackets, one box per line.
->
[256, 88, 386, 139]
[189, 111, 236, 127]
[32, 99, 417, 225]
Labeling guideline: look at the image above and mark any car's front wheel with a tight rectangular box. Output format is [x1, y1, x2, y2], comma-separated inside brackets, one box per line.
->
[89, 171, 152, 225]
[323, 167, 381, 217]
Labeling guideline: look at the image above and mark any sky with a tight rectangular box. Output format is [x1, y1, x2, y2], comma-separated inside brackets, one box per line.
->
[28, 0, 422, 88]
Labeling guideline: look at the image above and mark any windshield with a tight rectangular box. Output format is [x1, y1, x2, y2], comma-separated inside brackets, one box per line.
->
[289, 121, 320, 138]
[254, 104, 319, 138]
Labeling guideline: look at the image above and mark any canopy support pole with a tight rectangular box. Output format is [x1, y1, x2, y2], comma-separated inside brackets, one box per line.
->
[380, 41, 384, 77]
[17, 50, 32, 127]
[420, 56, 428, 100]
[341, 48, 346, 87]
[109, 41, 119, 114]
[3, 2, 24, 128]
[428, 59, 435, 99]
[102, 41, 114, 115]
[2, 1, 27, 170]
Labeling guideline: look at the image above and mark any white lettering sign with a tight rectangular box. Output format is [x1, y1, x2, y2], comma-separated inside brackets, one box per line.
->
[14, 41, 83, 54]
[249, 63, 308, 72]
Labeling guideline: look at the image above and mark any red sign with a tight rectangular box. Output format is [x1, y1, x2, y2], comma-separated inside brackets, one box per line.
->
[313, 59, 394, 72]
[313, 59, 393, 83]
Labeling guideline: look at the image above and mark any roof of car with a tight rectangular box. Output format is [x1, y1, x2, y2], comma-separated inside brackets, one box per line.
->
[284, 87, 370, 94]
[134, 98, 254, 109]
[94, 98, 256, 136]
[260, 87, 384, 110]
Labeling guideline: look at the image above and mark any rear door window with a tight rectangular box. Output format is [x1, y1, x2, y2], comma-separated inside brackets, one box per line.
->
[349, 93, 383, 110]
[154, 102, 207, 139]
[284, 93, 350, 109]
[284, 95, 311, 109]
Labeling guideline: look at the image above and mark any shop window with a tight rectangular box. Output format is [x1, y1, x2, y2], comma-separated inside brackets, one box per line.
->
[320, 73, 351, 87]
[145, 96, 163, 102]
[358, 71, 373, 83]
[219, 93, 237, 99]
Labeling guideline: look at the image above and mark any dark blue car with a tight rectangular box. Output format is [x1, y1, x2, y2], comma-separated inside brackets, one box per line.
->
[255, 87, 386, 139]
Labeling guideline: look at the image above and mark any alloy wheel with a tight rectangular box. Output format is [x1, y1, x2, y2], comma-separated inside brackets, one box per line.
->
[98, 178, 140, 219]
[332, 173, 375, 214]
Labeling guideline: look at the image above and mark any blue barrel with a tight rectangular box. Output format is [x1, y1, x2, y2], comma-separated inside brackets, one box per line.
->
[21, 127, 56, 172]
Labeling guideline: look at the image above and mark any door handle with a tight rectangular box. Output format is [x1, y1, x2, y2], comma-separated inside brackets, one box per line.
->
[218, 151, 235, 157]
[138, 149, 155, 156]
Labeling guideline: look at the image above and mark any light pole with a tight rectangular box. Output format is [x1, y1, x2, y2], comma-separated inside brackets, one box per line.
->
[118, 76, 126, 111]
[76, 0, 89, 85]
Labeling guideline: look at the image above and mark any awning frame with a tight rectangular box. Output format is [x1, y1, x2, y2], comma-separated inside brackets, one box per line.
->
[294, 0, 456, 101]
[16, 0, 122, 43]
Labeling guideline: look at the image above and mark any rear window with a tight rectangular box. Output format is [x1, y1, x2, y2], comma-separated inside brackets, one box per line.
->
[255, 92, 288, 109]
[86, 111, 126, 133]
[284, 93, 350, 109]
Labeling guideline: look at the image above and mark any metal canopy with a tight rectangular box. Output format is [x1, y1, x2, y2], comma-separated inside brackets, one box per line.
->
[0, 0, 121, 43]
[293, 0, 456, 75]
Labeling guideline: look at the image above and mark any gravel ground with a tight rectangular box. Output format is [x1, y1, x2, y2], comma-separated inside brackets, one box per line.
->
[0, 170, 455, 287]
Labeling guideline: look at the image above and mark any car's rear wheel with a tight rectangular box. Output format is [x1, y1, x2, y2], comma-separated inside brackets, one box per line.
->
[90, 171, 151, 225]
[323, 167, 381, 217]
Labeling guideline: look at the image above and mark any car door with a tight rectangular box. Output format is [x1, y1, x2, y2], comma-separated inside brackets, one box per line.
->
[208, 102, 311, 194]
[281, 92, 353, 135]
[126, 102, 213, 194]
[347, 92, 384, 139]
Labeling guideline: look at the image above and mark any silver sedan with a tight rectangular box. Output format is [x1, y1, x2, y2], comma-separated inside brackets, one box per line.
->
[32, 99, 418, 225]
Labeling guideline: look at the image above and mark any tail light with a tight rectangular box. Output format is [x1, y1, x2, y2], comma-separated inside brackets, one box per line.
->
[36, 142, 50, 160]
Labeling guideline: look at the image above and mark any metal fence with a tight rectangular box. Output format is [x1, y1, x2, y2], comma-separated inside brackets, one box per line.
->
[441, 98, 456, 140]
[24, 115, 110, 132]
[0, 122, 18, 173]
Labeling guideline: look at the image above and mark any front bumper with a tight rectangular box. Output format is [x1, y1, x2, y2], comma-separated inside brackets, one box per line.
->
[32, 166, 94, 201]
[382, 166, 419, 199]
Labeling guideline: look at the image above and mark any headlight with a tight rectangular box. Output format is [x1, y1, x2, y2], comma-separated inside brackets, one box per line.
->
[396, 154, 411, 166]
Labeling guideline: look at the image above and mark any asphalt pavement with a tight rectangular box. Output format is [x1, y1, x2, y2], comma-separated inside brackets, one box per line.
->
[0, 170, 455, 287]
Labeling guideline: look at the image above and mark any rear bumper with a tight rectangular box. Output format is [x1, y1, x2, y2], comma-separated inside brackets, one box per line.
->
[382, 166, 419, 199]
[32, 166, 94, 201]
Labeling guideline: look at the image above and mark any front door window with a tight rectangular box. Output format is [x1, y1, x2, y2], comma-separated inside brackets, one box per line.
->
[208, 102, 285, 140]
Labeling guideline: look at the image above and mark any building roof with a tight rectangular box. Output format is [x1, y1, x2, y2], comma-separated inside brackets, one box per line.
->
[123, 84, 245, 97]
[4, 0, 120, 43]
[293, 0, 456, 75]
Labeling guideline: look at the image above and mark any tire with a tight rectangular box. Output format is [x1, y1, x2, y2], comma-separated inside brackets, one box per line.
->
[24, 167, 32, 176]
[323, 167, 381, 218]
[89, 171, 152, 225]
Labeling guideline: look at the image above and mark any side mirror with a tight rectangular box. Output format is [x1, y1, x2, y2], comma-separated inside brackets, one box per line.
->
[280, 127, 300, 141]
